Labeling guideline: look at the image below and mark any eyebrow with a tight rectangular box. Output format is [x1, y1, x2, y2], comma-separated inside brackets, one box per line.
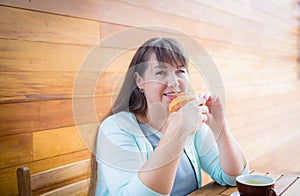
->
[154, 64, 186, 69]
[154, 64, 168, 69]
[176, 64, 186, 68]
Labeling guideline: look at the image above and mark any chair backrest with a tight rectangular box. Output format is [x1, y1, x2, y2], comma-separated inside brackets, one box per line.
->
[16, 159, 91, 196]
[17, 167, 32, 196]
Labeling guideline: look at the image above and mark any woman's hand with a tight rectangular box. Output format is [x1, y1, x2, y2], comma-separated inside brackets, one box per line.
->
[166, 98, 208, 139]
[199, 93, 248, 176]
[200, 92, 225, 136]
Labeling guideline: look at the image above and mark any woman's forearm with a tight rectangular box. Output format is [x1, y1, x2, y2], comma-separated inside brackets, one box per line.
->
[214, 121, 247, 176]
[138, 124, 187, 194]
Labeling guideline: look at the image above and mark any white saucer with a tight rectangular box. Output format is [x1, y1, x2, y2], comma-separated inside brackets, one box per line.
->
[230, 192, 240, 196]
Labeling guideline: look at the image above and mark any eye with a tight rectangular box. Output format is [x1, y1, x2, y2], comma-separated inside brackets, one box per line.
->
[156, 71, 166, 75]
[176, 69, 186, 74]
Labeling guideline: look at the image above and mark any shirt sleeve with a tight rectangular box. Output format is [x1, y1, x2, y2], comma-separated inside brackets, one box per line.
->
[194, 124, 249, 186]
[96, 115, 168, 196]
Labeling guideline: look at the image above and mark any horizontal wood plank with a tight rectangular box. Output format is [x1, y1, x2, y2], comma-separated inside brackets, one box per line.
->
[0, 96, 111, 135]
[41, 178, 90, 196]
[188, 181, 228, 196]
[275, 175, 298, 195]
[227, 90, 300, 130]
[224, 82, 299, 102]
[282, 178, 300, 196]
[266, 173, 282, 181]
[251, 135, 300, 172]
[0, 38, 135, 73]
[31, 159, 90, 190]
[220, 186, 238, 195]
[2, 62, 293, 103]
[0, 5, 100, 45]
[190, 171, 299, 195]
[1, 70, 297, 103]
[0, 134, 32, 169]
[1, 0, 296, 44]
[119, 0, 264, 36]
[0, 0, 233, 42]
[195, 0, 296, 33]
[239, 115, 300, 165]
[33, 127, 88, 160]
[225, 89, 300, 117]
[0, 101, 40, 135]
[100, 23, 297, 61]
[0, 39, 91, 72]
[0, 41, 132, 103]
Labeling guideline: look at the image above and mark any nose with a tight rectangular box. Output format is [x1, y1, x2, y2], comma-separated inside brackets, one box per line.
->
[166, 72, 179, 88]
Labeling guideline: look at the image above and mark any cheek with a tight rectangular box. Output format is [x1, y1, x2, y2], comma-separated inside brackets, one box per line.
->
[144, 82, 165, 97]
[179, 78, 189, 90]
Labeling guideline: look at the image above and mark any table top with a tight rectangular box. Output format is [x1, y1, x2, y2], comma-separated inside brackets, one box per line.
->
[189, 170, 300, 196]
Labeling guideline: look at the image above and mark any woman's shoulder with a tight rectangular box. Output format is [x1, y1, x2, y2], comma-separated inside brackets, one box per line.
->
[100, 111, 141, 134]
[101, 111, 132, 124]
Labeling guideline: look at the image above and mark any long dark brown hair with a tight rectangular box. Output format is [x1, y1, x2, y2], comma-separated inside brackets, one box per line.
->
[88, 37, 188, 195]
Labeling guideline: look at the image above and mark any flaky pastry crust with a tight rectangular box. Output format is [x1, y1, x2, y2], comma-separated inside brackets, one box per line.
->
[169, 93, 196, 113]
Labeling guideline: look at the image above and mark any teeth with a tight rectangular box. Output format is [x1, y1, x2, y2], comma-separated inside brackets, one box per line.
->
[165, 93, 177, 96]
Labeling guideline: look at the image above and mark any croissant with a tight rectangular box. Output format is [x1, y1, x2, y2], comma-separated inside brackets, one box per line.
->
[169, 93, 197, 113]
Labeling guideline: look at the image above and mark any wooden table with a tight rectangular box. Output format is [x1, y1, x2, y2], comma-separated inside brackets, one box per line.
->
[189, 171, 300, 196]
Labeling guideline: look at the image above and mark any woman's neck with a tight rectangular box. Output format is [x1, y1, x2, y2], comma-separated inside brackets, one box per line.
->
[135, 112, 169, 133]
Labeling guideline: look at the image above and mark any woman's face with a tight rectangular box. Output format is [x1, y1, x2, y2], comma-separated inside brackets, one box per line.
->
[136, 57, 189, 115]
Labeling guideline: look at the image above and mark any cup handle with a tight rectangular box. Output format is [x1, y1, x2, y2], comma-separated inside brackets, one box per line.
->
[267, 188, 277, 196]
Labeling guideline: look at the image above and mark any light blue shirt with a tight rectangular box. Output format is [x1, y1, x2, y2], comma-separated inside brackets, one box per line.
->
[138, 122, 198, 195]
[95, 111, 249, 196]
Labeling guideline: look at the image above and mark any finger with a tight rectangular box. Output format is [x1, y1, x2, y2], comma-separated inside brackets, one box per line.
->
[200, 114, 208, 122]
[181, 100, 199, 112]
[199, 105, 209, 114]
[211, 94, 218, 102]
[206, 94, 219, 105]
[197, 96, 206, 106]
[200, 91, 212, 102]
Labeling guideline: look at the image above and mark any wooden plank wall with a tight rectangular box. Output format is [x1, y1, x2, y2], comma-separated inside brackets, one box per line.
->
[0, 0, 299, 195]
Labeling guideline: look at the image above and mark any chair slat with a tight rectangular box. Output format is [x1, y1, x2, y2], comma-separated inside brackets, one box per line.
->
[41, 179, 90, 196]
[31, 159, 90, 190]
[17, 167, 32, 196]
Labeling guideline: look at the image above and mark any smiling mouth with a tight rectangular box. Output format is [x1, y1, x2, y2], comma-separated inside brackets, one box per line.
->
[163, 92, 179, 99]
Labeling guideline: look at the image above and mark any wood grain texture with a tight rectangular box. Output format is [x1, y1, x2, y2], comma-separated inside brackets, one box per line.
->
[0, 0, 233, 42]
[250, 135, 300, 172]
[31, 159, 90, 190]
[0, 134, 32, 169]
[227, 89, 300, 130]
[1, 0, 296, 42]
[194, 0, 297, 30]
[0, 39, 91, 72]
[33, 127, 87, 160]
[0, 6, 100, 45]
[0, 0, 299, 195]
[0, 150, 90, 195]
[274, 175, 299, 195]
[40, 178, 90, 196]
[0, 96, 111, 136]
[0, 40, 135, 103]
[239, 115, 300, 165]
[16, 167, 31, 196]
[0, 102, 40, 135]
[282, 178, 300, 196]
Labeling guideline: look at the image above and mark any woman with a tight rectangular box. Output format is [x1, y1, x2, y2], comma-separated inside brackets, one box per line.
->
[89, 37, 248, 196]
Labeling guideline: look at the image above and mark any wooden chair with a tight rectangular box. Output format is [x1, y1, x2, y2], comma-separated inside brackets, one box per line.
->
[16, 159, 91, 196]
